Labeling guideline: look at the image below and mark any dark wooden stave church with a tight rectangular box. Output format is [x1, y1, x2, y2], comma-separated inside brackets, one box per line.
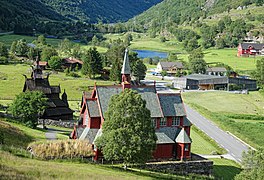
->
[23, 61, 73, 120]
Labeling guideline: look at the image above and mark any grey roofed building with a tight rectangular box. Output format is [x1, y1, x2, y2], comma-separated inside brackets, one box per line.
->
[159, 62, 184, 70]
[156, 61, 184, 74]
[173, 74, 257, 91]
[240, 42, 264, 50]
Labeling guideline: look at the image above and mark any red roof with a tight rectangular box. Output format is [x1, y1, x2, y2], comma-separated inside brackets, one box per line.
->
[63, 57, 83, 65]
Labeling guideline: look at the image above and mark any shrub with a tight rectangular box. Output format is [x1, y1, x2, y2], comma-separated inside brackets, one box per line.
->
[29, 140, 94, 160]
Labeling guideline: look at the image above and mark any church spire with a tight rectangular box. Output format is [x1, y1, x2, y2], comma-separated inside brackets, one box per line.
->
[121, 49, 131, 84]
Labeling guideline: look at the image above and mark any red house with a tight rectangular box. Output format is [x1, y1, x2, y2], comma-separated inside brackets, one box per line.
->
[237, 43, 264, 57]
[71, 49, 192, 161]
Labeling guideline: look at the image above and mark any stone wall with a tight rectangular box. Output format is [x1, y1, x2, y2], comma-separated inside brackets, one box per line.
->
[38, 119, 75, 128]
[140, 155, 213, 176]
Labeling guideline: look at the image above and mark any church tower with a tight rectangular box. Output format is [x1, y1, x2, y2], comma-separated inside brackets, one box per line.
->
[121, 49, 131, 89]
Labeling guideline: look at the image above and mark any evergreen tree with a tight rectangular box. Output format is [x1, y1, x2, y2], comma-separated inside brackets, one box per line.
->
[10, 41, 18, 54]
[81, 47, 102, 78]
[95, 89, 157, 168]
[188, 48, 207, 74]
[0, 42, 8, 58]
[252, 58, 264, 87]
[16, 39, 28, 56]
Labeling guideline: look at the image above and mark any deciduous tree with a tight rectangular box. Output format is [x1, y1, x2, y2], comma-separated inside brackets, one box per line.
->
[48, 56, 62, 70]
[8, 91, 47, 128]
[95, 89, 157, 168]
[235, 148, 264, 180]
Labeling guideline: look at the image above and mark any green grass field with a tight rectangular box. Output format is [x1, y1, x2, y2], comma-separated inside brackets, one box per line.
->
[0, 119, 242, 179]
[203, 48, 259, 72]
[0, 64, 114, 100]
[183, 91, 264, 148]
[0, 34, 63, 47]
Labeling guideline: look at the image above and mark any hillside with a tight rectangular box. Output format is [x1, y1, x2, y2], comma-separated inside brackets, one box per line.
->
[0, 0, 162, 32]
[130, 0, 263, 26]
[0, 0, 65, 32]
[41, 0, 162, 23]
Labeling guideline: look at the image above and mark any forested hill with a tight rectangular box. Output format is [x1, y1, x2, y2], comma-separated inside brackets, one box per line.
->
[41, 0, 162, 23]
[0, 0, 65, 31]
[0, 0, 162, 32]
[130, 0, 264, 27]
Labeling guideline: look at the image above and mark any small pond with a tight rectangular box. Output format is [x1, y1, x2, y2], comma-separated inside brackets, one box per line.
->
[133, 50, 168, 59]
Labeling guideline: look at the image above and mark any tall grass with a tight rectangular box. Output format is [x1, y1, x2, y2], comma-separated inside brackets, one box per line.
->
[29, 140, 94, 160]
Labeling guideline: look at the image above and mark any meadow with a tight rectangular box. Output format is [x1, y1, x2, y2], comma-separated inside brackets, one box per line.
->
[0, 34, 63, 47]
[182, 91, 264, 148]
[0, 64, 114, 101]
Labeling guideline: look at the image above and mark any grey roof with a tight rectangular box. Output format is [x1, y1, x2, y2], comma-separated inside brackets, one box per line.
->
[156, 132, 175, 144]
[158, 94, 186, 116]
[157, 127, 181, 141]
[160, 61, 184, 70]
[132, 87, 163, 117]
[96, 86, 123, 118]
[206, 67, 227, 72]
[93, 129, 102, 144]
[175, 129, 192, 143]
[87, 100, 100, 117]
[121, 49, 131, 74]
[185, 74, 227, 80]
[183, 117, 192, 126]
[76, 127, 85, 139]
[240, 43, 264, 50]
[79, 127, 99, 143]
[185, 74, 228, 84]
[44, 107, 73, 116]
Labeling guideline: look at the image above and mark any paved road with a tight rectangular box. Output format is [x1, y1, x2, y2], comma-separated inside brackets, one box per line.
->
[185, 104, 250, 163]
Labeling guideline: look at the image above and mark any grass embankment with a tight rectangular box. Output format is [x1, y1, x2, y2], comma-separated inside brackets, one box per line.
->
[191, 126, 226, 155]
[212, 158, 241, 180]
[183, 91, 264, 148]
[0, 119, 196, 180]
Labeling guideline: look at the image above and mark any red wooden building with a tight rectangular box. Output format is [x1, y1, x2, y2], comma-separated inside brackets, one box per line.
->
[71, 49, 192, 161]
[237, 43, 264, 57]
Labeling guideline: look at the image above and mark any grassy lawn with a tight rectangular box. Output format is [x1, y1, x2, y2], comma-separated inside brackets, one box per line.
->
[212, 158, 241, 180]
[0, 34, 63, 47]
[0, 64, 114, 100]
[182, 91, 264, 148]
[203, 48, 259, 72]
[130, 38, 183, 53]
[183, 91, 264, 115]
[0, 119, 195, 180]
